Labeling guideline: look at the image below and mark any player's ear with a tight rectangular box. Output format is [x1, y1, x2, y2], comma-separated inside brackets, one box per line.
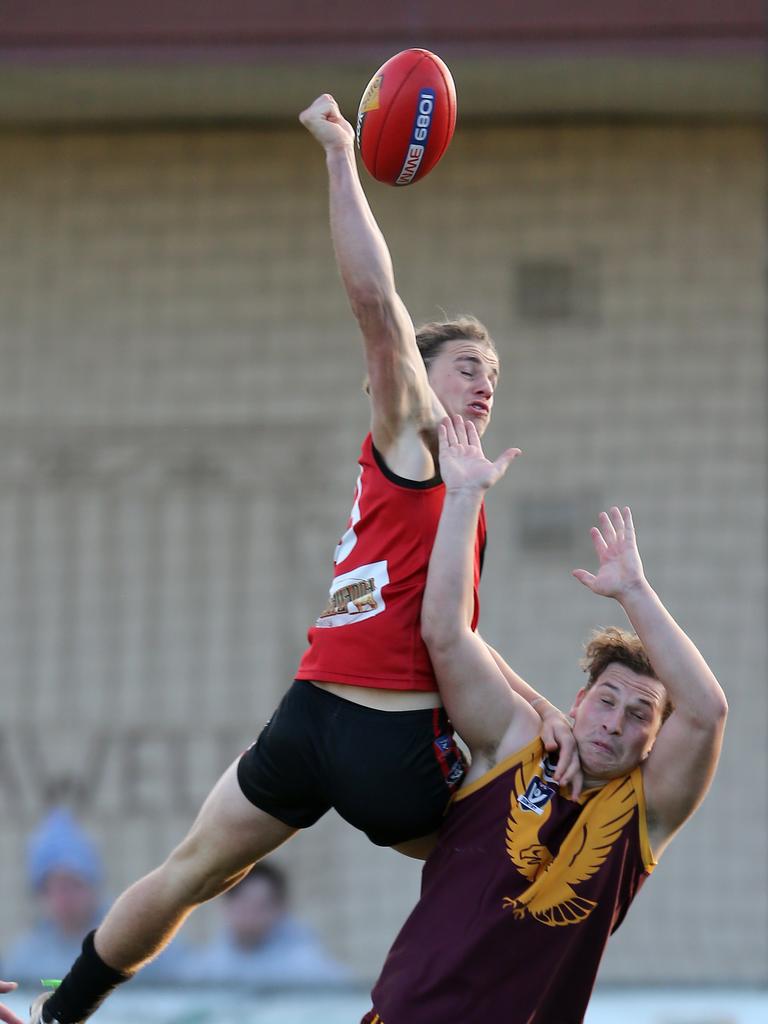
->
[641, 715, 665, 760]
[569, 688, 588, 719]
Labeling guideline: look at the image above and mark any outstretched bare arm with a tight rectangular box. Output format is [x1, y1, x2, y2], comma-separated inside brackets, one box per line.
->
[299, 94, 437, 475]
[573, 506, 728, 853]
[421, 417, 541, 780]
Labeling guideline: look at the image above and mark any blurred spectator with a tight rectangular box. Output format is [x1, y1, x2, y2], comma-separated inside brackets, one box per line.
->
[177, 862, 351, 987]
[2, 808, 183, 985]
[2, 808, 103, 984]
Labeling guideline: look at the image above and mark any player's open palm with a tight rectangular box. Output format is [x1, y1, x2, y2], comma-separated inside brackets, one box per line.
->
[438, 416, 520, 494]
[572, 506, 645, 600]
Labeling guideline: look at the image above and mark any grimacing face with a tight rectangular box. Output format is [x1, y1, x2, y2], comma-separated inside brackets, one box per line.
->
[570, 663, 667, 784]
[426, 339, 500, 437]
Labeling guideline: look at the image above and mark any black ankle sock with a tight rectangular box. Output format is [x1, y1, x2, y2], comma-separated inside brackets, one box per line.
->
[42, 931, 132, 1023]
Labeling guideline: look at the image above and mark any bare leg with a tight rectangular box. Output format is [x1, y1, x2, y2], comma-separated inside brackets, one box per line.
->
[94, 760, 296, 971]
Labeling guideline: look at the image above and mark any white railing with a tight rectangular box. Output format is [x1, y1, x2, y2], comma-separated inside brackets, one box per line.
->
[4, 986, 767, 1024]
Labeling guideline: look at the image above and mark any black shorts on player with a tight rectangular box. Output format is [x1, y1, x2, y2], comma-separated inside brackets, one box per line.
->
[237, 679, 466, 846]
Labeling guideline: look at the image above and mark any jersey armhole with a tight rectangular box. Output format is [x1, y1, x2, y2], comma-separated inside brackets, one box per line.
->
[370, 440, 441, 490]
[631, 766, 658, 873]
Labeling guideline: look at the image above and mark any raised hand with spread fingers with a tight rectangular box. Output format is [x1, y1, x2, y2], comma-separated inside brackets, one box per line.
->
[572, 505, 645, 600]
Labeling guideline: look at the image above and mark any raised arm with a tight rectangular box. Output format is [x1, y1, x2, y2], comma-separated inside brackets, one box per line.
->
[573, 507, 728, 855]
[299, 95, 438, 474]
[420, 417, 539, 781]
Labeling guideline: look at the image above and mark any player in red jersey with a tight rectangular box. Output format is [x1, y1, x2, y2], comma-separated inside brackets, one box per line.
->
[362, 416, 728, 1024]
[28, 98, 579, 1024]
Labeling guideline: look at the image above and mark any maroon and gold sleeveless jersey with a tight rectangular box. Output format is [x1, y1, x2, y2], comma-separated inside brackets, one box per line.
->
[296, 434, 486, 692]
[369, 737, 656, 1023]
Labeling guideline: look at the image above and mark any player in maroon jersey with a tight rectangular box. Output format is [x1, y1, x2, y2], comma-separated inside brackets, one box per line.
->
[362, 416, 728, 1024]
[28, 98, 580, 1024]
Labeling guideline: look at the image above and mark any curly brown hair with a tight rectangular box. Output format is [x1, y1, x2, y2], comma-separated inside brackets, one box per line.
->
[580, 626, 673, 723]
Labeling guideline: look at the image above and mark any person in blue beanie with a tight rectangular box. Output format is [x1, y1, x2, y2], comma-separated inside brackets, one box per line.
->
[3, 809, 184, 987]
[3, 810, 104, 986]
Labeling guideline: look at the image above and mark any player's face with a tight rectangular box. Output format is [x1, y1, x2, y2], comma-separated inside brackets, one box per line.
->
[426, 340, 499, 437]
[569, 663, 666, 783]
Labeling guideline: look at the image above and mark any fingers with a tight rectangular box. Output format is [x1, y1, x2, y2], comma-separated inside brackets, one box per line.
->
[555, 747, 580, 790]
[452, 414, 469, 447]
[441, 415, 458, 447]
[562, 758, 584, 800]
[493, 447, 522, 476]
[540, 720, 582, 798]
[299, 93, 338, 124]
[593, 506, 631, 551]
[600, 505, 632, 541]
[551, 734, 582, 796]
[442, 416, 520, 464]
[571, 568, 596, 589]
[436, 423, 447, 466]
[441, 415, 479, 449]
[464, 419, 481, 447]
[609, 505, 626, 537]
[0, 988, 22, 1024]
[589, 525, 608, 559]
[298, 94, 355, 150]
[598, 509, 617, 545]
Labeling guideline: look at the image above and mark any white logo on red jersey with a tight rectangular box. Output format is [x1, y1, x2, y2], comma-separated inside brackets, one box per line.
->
[315, 560, 389, 628]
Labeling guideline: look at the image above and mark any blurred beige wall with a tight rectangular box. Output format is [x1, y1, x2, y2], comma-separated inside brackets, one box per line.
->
[0, 120, 764, 982]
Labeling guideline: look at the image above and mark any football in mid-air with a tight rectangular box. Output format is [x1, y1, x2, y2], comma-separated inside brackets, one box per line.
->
[356, 48, 457, 186]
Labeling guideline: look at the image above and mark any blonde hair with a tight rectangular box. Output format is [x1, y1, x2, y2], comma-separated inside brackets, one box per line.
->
[416, 315, 497, 370]
[362, 315, 497, 394]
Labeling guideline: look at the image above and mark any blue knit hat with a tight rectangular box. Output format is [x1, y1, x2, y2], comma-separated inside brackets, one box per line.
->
[26, 807, 103, 891]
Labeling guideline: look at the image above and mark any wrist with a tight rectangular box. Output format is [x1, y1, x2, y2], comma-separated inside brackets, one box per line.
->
[325, 143, 356, 168]
[616, 577, 654, 608]
[531, 696, 555, 716]
[444, 484, 487, 503]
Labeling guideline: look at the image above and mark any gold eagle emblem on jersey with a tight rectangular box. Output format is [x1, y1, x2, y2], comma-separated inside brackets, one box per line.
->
[503, 767, 637, 927]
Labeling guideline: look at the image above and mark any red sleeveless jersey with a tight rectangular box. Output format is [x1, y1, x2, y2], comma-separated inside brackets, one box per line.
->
[370, 737, 655, 1023]
[296, 434, 486, 692]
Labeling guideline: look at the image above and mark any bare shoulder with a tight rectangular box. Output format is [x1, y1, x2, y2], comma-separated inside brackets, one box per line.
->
[371, 418, 439, 481]
[489, 705, 542, 767]
[460, 710, 540, 791]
